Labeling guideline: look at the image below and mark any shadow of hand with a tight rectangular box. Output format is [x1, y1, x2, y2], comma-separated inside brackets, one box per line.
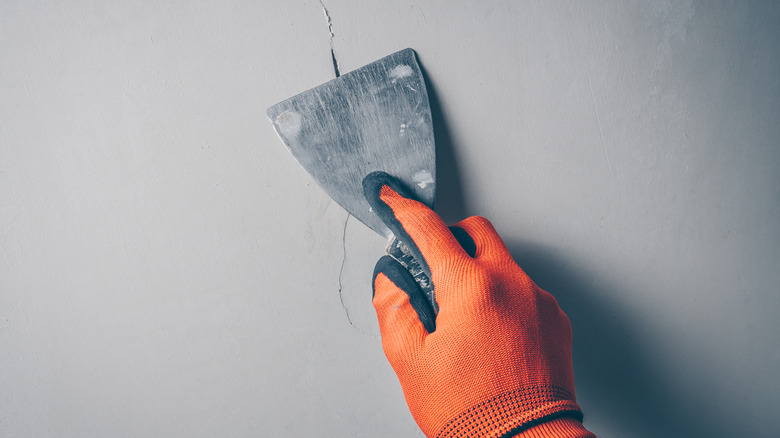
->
[505, 239, 738, 438]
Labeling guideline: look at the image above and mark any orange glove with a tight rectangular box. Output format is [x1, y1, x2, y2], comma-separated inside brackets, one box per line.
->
[363, 172, 594, 438]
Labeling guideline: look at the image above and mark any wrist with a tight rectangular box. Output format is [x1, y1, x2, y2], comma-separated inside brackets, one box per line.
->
[507, 417, 595, 438]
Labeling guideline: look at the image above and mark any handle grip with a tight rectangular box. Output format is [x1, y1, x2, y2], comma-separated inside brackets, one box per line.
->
[385, 236, 438, 314]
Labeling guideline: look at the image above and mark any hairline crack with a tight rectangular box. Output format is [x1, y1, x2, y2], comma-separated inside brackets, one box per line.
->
[318, 0, 341, 77]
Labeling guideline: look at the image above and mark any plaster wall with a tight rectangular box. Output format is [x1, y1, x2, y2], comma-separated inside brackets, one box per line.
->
[2, 1, 779, 436]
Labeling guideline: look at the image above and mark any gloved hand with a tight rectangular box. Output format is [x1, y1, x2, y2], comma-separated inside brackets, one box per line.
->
[363, 172, 594, 438]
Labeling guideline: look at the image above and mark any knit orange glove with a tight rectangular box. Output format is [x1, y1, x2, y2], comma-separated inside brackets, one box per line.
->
[363, 172, 594, 438]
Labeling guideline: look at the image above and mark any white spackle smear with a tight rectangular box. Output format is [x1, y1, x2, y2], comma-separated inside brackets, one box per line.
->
[389, 64, 413, 83]
[275, 110, 302, 138]
[413, 170, 434, 189]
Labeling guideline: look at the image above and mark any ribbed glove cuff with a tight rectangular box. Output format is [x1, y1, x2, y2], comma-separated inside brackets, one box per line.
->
[433, 386, 585, 438]
[510, 417, 595, 438]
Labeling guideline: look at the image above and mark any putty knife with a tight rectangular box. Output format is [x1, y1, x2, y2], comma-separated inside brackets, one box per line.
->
[267, 48, 437, 311]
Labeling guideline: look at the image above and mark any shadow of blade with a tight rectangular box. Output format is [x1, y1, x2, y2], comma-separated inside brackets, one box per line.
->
[505, 239, 747, 438]
[418, 61, 467, 223]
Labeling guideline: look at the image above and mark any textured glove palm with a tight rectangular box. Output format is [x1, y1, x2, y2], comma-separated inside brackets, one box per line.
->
[364, 172, 594, 438]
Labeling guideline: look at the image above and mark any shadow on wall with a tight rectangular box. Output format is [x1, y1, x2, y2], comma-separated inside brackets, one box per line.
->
[417, 52, 751, 438]
[418, 60, 467, 223]
[506, 240, 749, 438]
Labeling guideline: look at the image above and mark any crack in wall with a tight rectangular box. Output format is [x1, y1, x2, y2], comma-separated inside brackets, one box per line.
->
[337, 213, 352, 323]
[318, 0, 341, 77]
[337, 213, 374, 336]
[316, 3, 372, 336]
[316, 2, 369, 335]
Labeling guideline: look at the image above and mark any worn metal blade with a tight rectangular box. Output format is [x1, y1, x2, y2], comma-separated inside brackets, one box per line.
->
[267, 48, 435, 238]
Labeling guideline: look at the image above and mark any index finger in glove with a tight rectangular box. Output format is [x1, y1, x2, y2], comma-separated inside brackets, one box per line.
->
[362, 171, 467, 274]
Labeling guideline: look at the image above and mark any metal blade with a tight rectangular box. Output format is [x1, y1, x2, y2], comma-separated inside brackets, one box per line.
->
[267, 48, 435, 238]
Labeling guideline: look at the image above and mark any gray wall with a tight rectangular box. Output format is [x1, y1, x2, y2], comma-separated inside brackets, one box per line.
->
[2, 1, 778, 437]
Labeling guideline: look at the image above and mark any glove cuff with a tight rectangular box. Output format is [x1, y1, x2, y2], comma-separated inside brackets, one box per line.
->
[508, 417, 595, 438]
[434, 385, 583, 438]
